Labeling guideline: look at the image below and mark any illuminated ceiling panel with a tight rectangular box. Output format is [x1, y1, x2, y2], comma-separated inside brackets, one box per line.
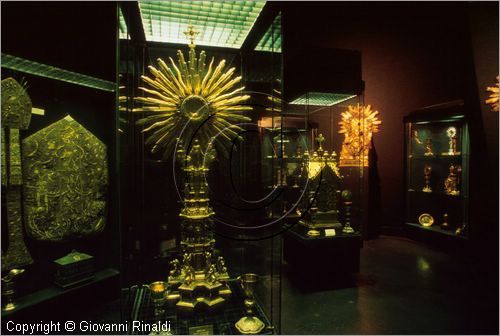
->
[119, 7, 128, 39]
[255, 13, 281, 52]
[139, 1, 266, 49]
[289, 92, 357, 106]
[1, 53, 115, 92]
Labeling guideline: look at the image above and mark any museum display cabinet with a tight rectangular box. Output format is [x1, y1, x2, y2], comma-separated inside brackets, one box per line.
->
[0, 52, 120, 325]
[118, 3, 283, 334]
[276, 97, 368, 283]
[403, 101, 470, 241]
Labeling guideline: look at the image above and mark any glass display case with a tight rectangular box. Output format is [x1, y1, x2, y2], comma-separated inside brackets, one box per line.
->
[0, 3, 120, 325]
[119, 3, 282, 334]
[404, 101, 470, 238]
[274, 96, 368, 283]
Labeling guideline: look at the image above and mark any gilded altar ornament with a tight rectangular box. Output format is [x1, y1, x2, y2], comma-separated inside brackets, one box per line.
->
[133, 25, 251, 311]
[22, 115, 108, 241]
[442, 127, 460, 156]
[133, 24, 251, 159]
[485, 76, 499, 112]
[413, 131, 433, 156]
[1, 77, 33, 272]
[339, 104, 381, 167]
[235, 274, 265, 334]
[2, 269, 25, 311]
[455, 223, 467, 236]
[298, 134, 343, 231]
[341, 190, 355, 233]
[418, 213, 434, 227]
[444, 163, 461, 196]
[422, 165, 432, 193]
[424, 138, 434, 156]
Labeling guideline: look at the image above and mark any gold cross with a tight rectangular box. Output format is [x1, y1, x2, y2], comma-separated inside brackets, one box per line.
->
[316, 133, 325, 151]
[183, 25, 199, 49]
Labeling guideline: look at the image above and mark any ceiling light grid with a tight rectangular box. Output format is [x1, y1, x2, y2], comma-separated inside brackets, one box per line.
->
[290, 92, 358, 107]
[139, 1, 266, 49]
[255, 13, 281, 52]
[119, 7, 129, 39]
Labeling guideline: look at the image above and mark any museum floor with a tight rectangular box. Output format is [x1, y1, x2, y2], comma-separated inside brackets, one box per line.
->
[281, 235, 498, 335]
[87, 235, 498, 335]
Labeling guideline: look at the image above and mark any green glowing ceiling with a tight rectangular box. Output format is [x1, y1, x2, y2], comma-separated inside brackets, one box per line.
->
[119, 7, 128, 39]
[138, 1, 266, 49]
[289, 92, 357, 106]
[255, 13, 281, 52]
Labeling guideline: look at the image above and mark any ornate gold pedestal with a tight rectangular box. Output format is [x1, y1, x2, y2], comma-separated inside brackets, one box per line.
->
[166, 142, 231, 312]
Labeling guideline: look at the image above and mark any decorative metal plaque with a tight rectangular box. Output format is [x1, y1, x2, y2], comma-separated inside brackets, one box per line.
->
[22, 115, 108, 241]
[1, 77, 32, 130]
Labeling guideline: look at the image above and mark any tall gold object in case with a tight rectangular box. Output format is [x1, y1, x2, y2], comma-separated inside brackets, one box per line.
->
[339, 104, 381, 167]
[133, 26, 252, 311]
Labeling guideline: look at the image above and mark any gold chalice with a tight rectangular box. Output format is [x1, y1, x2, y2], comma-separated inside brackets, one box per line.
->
[2, 269, 25, 312]
[235, 273, 265, 334]
[148, 281, 168, 318]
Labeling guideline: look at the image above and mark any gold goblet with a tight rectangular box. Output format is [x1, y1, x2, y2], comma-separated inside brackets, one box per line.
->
[2, 269, 25, 312]
[235, 274, 265, 334]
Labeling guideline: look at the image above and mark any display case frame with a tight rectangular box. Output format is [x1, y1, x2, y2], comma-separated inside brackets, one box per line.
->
[118, 3, 283, 334]
[403, 100, 470, 241]
[0, 3, 120, 326]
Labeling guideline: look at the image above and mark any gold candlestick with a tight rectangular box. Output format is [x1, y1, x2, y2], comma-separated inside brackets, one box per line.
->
[422, 165, 432, 193]
[342, 190, 355, 234]
[441, 213, 450, 230]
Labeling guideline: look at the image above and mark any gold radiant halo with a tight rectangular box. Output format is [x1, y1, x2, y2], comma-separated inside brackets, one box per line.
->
[133, 27, 252, 159]
[486, 76, 499, 112]
[446, 127, 457, 138]
[338, 103, 381, 167]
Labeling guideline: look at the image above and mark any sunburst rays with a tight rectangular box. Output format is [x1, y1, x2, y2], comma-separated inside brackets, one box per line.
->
[338, 104, 381, 166]
[486, 76, 499, 112]
[133, 45, 252, 159]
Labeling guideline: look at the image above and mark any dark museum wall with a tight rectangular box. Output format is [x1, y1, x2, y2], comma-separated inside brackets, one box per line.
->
[282, 2, 499, 244]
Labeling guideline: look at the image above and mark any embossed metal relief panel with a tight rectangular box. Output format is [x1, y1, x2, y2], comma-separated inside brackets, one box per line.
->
[1, 77, 32, 130]
[22, 116, 108, 242]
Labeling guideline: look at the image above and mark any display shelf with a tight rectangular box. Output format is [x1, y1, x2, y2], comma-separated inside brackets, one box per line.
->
[1, 268, 120, 319]
[121, 280, 274, 335]
[407, 189, 468, 198]
[405, 222, 467, 240]
[408, 154, 462, 159]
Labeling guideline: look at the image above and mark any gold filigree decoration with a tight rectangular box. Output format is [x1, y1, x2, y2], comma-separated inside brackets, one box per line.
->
[338, 104, 381, 167]
[307, 133, 342, 180]
[133, 25, 252, 159]
[486, 76, 499, 112]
